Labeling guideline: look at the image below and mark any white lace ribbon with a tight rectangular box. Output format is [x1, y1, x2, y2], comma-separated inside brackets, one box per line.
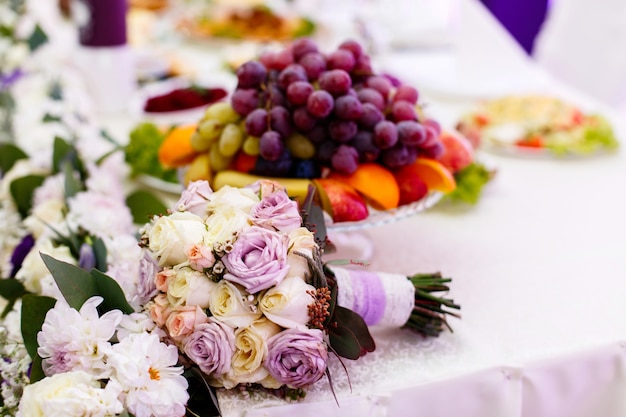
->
[330, 266, 415, 328]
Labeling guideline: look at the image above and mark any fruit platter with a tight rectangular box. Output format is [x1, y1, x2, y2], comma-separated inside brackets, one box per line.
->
[144, 38, 489, 225]
[176, 4, 316, 43]
[456, 94, 619, 157]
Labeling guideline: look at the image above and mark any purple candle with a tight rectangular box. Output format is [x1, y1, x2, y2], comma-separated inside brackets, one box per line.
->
[77, 0, 128, 47]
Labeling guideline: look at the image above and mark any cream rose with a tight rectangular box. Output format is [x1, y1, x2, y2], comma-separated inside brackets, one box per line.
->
[16, 239, 75, 294]
[228, 318, 281, 386]
[147, 211, 208, 267]
[209, 280, 261, 328]
[167, 267, 216, 308]
[18, 371, 123, 417]
[286, 227, 317, 280]
[260, 276, 315, 330]
[206, 185, 259, 213]
[204, 206, 251, 248]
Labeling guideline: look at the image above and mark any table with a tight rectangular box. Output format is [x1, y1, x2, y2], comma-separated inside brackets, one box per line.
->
[25, 0, 626, 416]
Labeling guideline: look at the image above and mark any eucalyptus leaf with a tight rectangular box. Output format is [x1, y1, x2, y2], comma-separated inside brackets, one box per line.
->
[126, 190, 167, 224]
[52, 136, 72, 174]
[29, 355, 46, 384]
[0, 278, 27, 300]
[0, 143, 27, 175]
[62, 160, 83, 198]
[27, 24, 48, 52]
[41, 253, 97, 310]
[328, 306, 375, 360]
[42, 113, 62, 123]
[92, 236, 108, 272]
[10, 175, 45, 218]
[90, 269, 134, 315]
[20, 294, 56, 359]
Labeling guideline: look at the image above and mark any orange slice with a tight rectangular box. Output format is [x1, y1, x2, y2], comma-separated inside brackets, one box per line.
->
[409, 158, 456, 193]
[328, 163, 400, 210]
[158, 124, 199, 168]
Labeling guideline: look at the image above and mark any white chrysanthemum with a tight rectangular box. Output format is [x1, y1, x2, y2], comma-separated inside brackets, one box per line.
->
[108, 333, 189, 417]
[103, 234, 143, 310]
[37, 296, 122, 379]
[66, 190, 134, 237]
[84, 152, 128, 197]
[32, 173, 65, 208]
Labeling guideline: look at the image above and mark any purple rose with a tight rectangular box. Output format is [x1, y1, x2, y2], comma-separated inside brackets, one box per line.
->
[172, 180, 213, 216]
[250, 191, 302, 233]
[136, 251, 159, 306]
[265, 328, 328, 388]
[183, 318, 235, 376]
[222, 226, 290, 293]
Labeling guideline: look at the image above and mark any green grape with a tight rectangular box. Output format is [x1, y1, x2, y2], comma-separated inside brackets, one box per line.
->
[242, 135, 261, 155]
[286, 133, 316, 159]
[209, 142, 233, 172]
[204, 102, 241, 124]
[218, 123, 245, 157]
[192, 119, 223, 151]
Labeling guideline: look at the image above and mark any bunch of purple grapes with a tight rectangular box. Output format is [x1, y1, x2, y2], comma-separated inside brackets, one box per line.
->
[231, 38, 444, 177]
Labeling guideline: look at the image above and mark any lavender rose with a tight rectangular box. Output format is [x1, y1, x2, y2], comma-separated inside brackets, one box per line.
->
[172, 180, 213, 217]
[183, 318, 235, 376]
[222, 226, 290, 294]
[250, 191, 302, 233]
[265, 328, 327, 388]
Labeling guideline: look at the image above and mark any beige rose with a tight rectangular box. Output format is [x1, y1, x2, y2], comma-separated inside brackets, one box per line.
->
[208, 280, 261, 328]
[286, 227, 317, 280]
[260, 276, 315, 330]
[204, 206, 251, 248]
[206, 186, 259, 214]
[147, 211, 208, 267]
[229, 318, 280, 385]
[167, 267, 216, 308]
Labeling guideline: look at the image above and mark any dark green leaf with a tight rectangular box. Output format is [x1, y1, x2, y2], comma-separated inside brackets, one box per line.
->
[41, 253, 97, 310]
[62, 160, 83, 198]
[328, 306, 375, 360]
[29, 354, 46, 383]
[0, 278, 27, 300]
[21, 294, 56, 359]
[42, 113, 62, 123]
[27, 24, 48, 52]
[90, 269, 134, 315]
[0, 143, 27, 175]
[92, 237, 108, 272]
[185, 368, 221, 417]
[126, 190, 167, 224]
[52, 136, 72, 174]
[10, 175, 45, 218]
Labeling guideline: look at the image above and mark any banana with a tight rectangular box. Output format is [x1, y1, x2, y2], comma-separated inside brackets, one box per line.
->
[212, 170, 315, 201]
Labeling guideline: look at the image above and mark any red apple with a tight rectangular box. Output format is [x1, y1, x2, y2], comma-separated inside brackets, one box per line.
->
[393, 166, 429, 205]
[437, 131, 474, 173]
[313, 178, 368, 222]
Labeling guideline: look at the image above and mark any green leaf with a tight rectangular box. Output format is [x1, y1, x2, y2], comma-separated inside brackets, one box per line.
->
[27, 24, 48, 52]
[29, 355, 46, 383]
[328, 306, 375, 360]
[92, 236, 108, 272]
[41, 254, 97, 310]
[0, 278, 27, 300]
[90, 269, 134, 315]
[0, 143, 27, 174]
[52, 136, 73, 174]
[42, 113, 62, 123]
[126, 190, 167, 224]
[62, 160, 83, 198]
[10, 175, 45, 218]
[21, 294, 56, 359]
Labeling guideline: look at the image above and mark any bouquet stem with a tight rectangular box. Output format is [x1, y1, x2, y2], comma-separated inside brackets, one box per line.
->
[407, 273, 461, 336]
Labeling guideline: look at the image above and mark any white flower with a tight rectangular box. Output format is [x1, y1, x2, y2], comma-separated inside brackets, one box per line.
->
[260, 276, 315, 330]
[18, 371, 123, 417]
[116, 312, 158, 341]
[32, 173, 65, 208]
[23, 198, 67, 239]
[103, 234, 143, 310]
[66, 191, 134, 237]
[208, 280, 261, 328]
[37, 296, 122, 378]
[206, 185, 259, 214]
[108, 333, 188, 417]
[84, 154, 128, 199]
[204, 206, 251, 248]
[15, 239, 74, 294]
[166, 266, 216, 308]
[147, 212, 209, 267]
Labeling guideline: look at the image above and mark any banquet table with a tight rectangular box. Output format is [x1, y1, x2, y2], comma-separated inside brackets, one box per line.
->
[43, 0, 626, 416]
